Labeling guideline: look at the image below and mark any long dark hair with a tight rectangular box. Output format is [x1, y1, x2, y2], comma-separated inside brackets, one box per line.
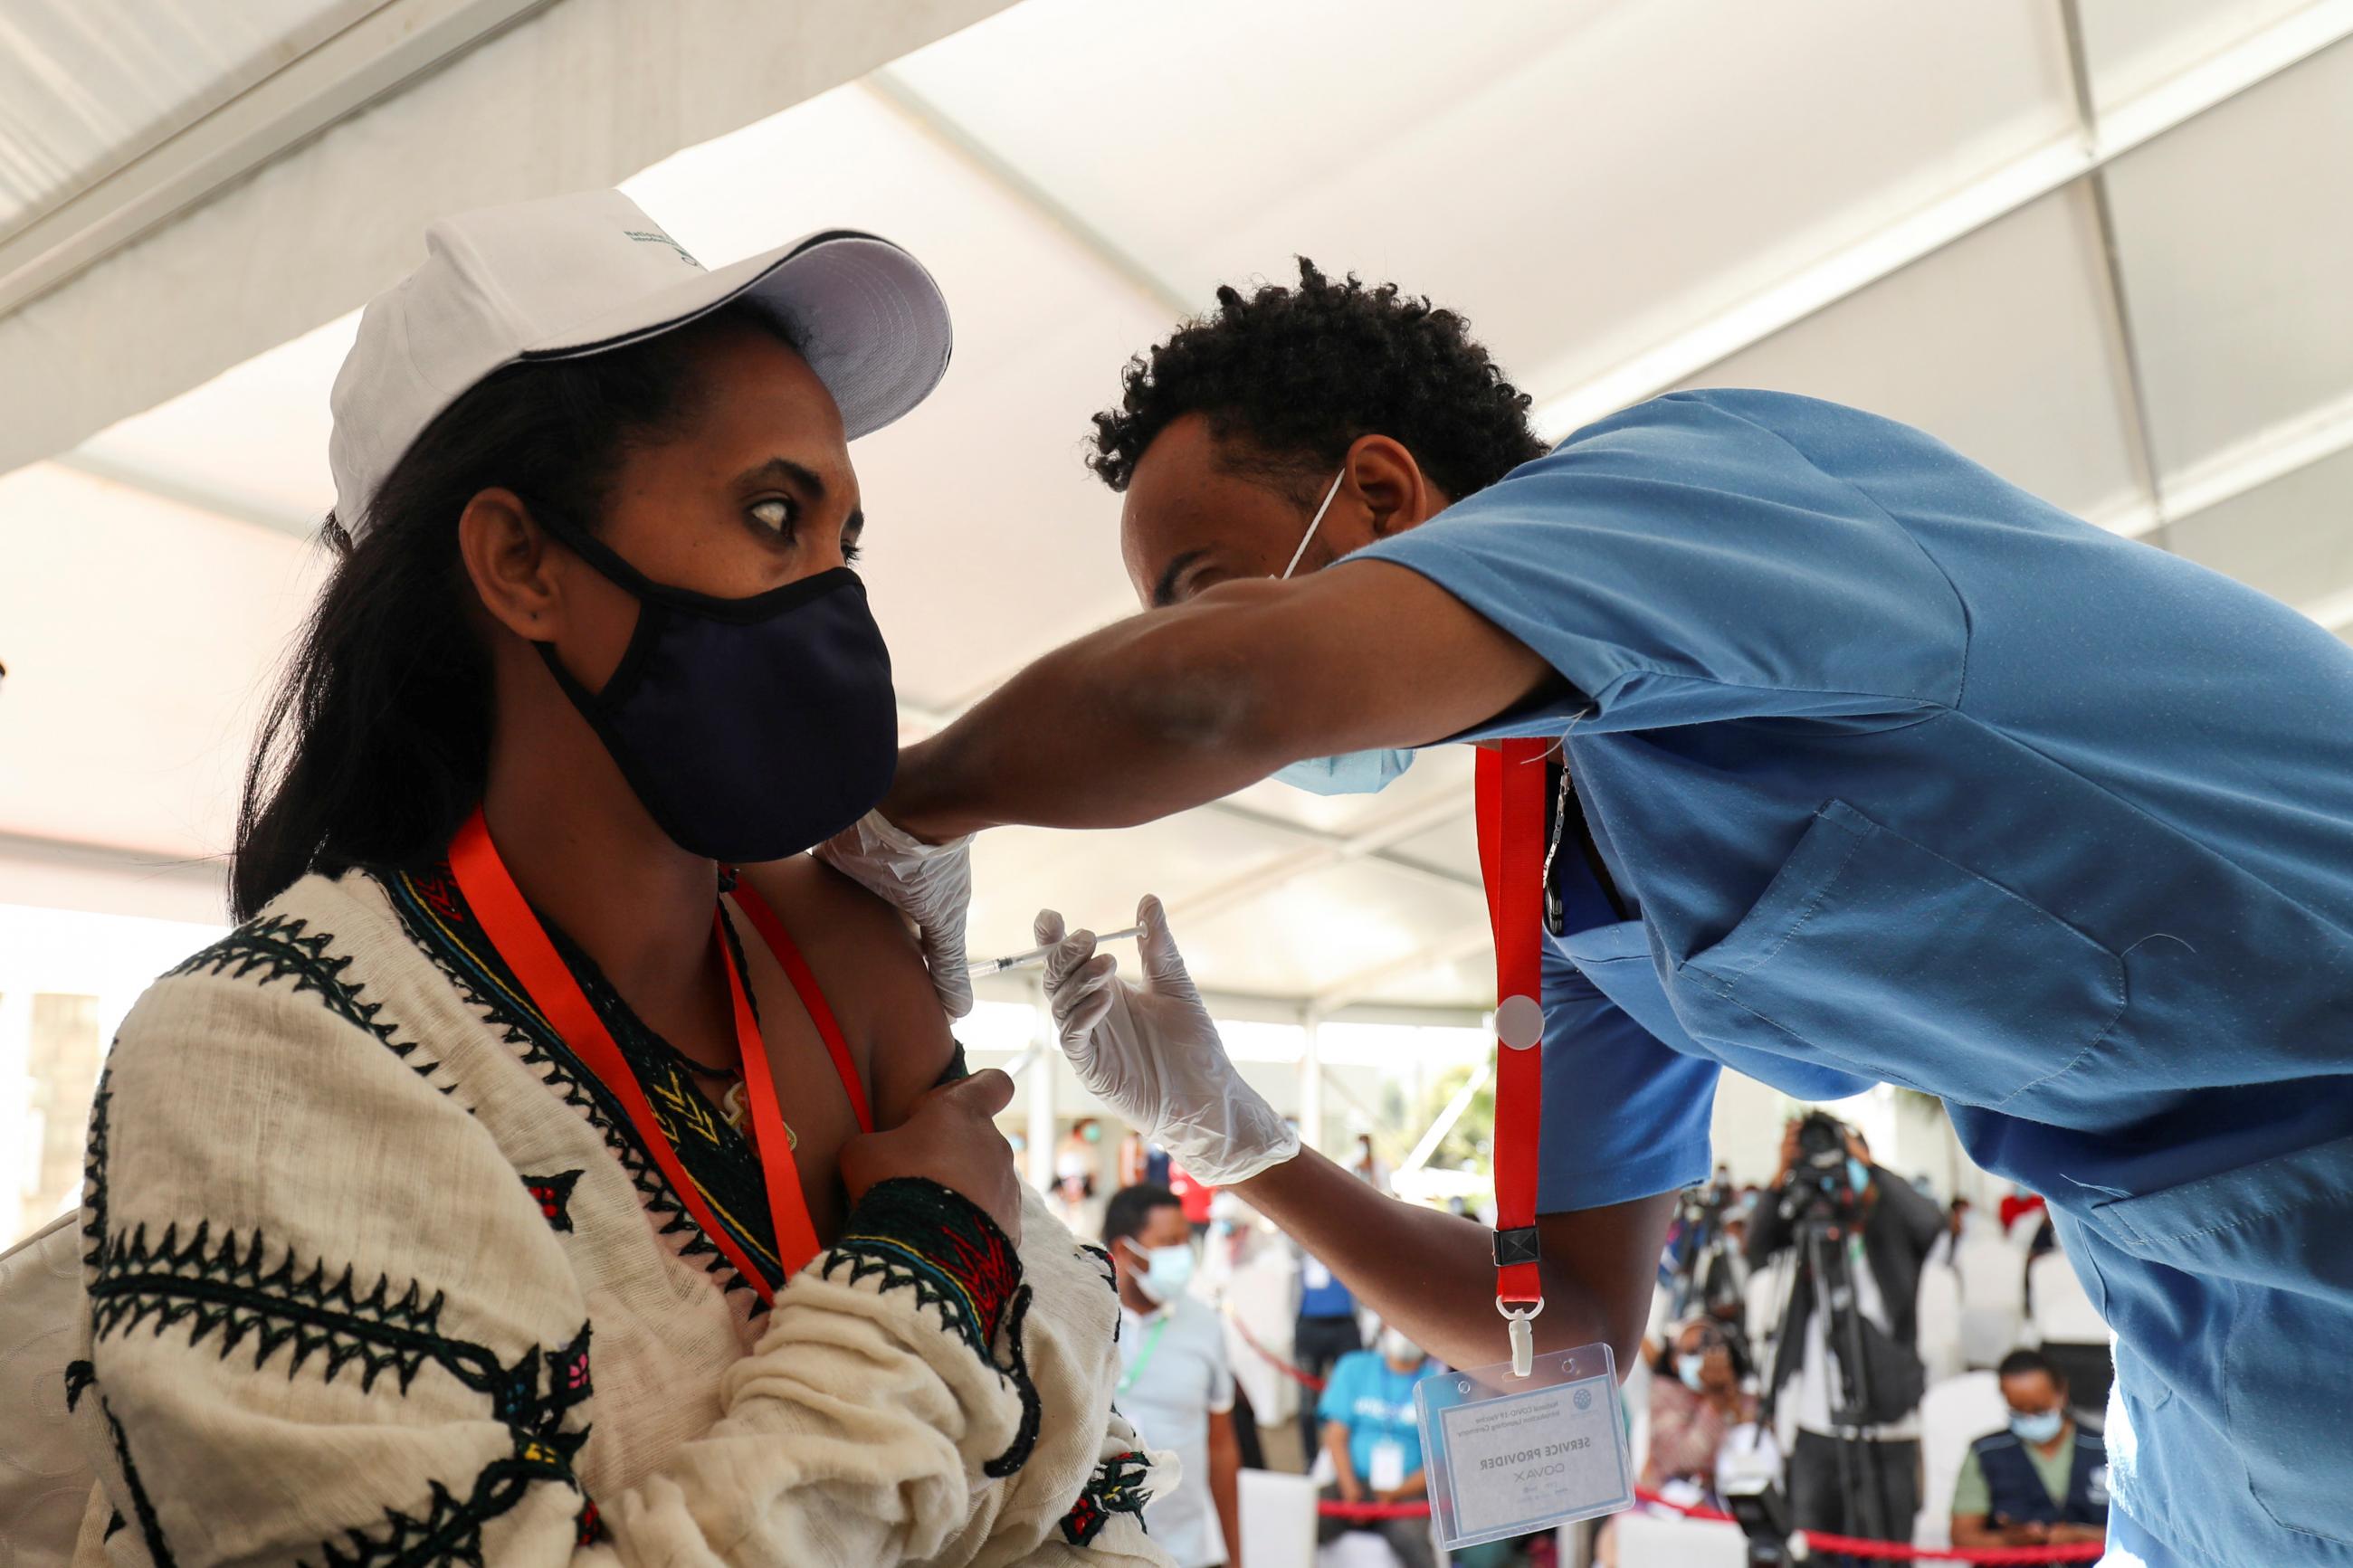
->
[233, 306, 775, 918]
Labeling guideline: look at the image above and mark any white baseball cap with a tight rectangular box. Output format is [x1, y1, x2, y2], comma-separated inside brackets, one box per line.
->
[328, 188, 951, 532]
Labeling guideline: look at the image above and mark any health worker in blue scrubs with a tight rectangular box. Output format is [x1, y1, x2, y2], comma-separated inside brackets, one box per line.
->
[822, 262, 2353, 1568]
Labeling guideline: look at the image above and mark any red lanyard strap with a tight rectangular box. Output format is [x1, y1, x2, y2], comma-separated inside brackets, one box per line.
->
[449, 808, 820, 1300]
[729, 879, 872, 1136]
[1475, 740, 1550, 1313]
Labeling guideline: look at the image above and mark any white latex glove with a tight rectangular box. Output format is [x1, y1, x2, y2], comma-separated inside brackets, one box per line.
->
[1038, 895, 1300, 1187]
[815, 808, 976, 1018]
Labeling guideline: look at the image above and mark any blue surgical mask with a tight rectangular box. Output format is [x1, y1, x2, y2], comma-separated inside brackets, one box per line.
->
[1128, 1240, 1196, 1305]
[2010, 1408, 2064, 1444]
[1676, 1354, 1708, 1392]
[1846, 1157, 1872, 1193]
[1272, 466, 1415, 796]
[1274, 749, 1416, 796]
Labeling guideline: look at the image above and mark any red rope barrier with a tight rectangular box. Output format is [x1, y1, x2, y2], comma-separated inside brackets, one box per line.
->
[1227, 1313, 1328, 1392]
[1317, 1498, 1433, 1520]
[1630, 1487, 2103, 1563]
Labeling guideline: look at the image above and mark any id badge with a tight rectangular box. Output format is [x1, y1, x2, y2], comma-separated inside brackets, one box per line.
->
[1414, 1341, 1632, 1548]
[1367, 1438, 1407, 1495]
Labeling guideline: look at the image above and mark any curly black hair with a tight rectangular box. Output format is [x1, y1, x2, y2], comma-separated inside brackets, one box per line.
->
[1088, 259, 1549, 504]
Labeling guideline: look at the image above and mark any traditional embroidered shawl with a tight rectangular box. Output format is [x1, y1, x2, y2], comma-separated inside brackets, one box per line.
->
[64, 869, 1172, 1567]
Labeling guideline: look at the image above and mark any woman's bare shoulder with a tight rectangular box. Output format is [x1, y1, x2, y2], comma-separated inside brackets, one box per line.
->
[738, 856, 955, 1120]
[746, 854, 921, 963]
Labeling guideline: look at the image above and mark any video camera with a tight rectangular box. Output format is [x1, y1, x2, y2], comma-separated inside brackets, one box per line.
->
[1781, 1109, 1869, 1225]
[1665, 1179, 1748, 1330]
[1676, 1177, 1732, 1231]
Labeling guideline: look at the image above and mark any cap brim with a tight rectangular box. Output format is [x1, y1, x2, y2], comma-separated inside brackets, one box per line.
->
[521, 230, 951, 441]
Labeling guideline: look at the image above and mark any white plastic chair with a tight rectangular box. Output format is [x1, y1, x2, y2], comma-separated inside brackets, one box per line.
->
[1242, 1468, 1321, 1568]
[1316, 1524, 1407, 1568]
[1954, 1231, 2025, 1369]
[1915, 1259, 1967, 1383]
[1615, 1506, 1748, 1567]
[2028, 1250, 2108, 1345]
[1914, 1371, 2007, 1548]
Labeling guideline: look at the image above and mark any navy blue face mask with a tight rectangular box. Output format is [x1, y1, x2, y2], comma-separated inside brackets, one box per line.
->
[532, 517, 899, 865]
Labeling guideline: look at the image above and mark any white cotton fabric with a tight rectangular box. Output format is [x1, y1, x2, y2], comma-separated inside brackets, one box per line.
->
[62, 869, 1173, 1568]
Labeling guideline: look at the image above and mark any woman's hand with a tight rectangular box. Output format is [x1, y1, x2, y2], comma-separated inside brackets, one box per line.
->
[839, 1069, 1023, 1244]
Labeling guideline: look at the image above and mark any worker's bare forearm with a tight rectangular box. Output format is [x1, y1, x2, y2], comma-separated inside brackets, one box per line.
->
[886, 606, 1287, 840]
[1236, 1147, 1668, 1375]
[885, 566, 1555, 842]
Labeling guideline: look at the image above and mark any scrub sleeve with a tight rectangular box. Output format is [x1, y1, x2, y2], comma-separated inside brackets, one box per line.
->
[1346, 392, 1967, 1214]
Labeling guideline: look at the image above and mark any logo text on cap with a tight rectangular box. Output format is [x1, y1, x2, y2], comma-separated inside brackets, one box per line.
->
[624, 229, 701, 269]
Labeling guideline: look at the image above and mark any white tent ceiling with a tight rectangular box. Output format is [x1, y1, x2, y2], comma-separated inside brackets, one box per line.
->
[4, 0, 2351, 1015]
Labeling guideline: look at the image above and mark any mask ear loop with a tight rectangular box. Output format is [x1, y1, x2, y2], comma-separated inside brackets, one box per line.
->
[1281, 468, 1352, 579]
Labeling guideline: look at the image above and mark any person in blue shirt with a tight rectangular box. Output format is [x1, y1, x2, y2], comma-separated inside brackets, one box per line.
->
[1316, 1327, 1437, 1568]
[1293, 1248, 1364, 1458]
[830, 261, 2353, 1568]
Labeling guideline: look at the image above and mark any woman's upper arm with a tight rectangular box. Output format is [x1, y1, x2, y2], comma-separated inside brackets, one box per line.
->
[756, 857, 959, 1126]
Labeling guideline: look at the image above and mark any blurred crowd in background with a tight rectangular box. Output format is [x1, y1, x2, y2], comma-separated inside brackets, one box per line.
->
[1064, 1110, 2112, 1568]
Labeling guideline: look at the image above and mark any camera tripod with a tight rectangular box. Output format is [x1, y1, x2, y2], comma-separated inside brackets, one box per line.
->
[1666, 1184, 1747, 1326]
[1745, 1212, 1900, 1565]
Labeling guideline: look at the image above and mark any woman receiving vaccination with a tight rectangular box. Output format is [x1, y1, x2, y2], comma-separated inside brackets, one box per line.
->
[64, 191, 1165, 1568]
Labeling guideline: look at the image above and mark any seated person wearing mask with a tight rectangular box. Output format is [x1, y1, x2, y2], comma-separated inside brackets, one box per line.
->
[1950, 1349, 2108, 1549]
[1642, 1316, 1753, 1500]
[1105, 1184, 1243, 1568]
[1316, 1326, 1436, 1568]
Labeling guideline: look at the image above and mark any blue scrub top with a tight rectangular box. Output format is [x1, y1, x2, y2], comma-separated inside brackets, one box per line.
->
[1351, 390, 2353, 1568]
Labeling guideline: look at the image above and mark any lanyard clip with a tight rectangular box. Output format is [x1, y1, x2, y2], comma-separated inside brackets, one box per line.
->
[1499, 1298, 1544, 1379]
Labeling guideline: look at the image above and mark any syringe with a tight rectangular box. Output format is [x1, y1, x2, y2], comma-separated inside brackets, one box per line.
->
[966, 924, 1145, 978]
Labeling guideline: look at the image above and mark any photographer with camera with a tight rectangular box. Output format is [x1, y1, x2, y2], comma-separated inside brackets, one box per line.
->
[1746, 1114, 1945, 1558]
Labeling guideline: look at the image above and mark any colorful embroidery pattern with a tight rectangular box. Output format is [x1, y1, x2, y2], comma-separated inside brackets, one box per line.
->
[308, 1430, 584, 1568]
[166, 917, 443, 1088]
[1058, 1450, 1153, 1547]
[73, 1079, 177, 1565]
[826, 1178, 1020, 1357]
[520, 1171, 583, 1233]
[383, 866, 779, 1303]
[824, 1177, 1039, 1476]
[75, 1383, 174, 1566]
[81, 1209, 599, 1562]
[90, 1219, 459, 1393]
[81, 909, 599, 1567]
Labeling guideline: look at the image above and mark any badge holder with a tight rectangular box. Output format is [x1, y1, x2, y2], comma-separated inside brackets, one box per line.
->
[1415, 1338, 1634, 1549]
[1419, 740, 1635, 1550]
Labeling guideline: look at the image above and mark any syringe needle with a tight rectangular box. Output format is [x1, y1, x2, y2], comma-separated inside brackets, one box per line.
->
[966, 923, 1146, 977]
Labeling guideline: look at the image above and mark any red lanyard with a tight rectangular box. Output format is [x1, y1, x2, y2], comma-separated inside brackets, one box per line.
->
[449, 807, 819, 1299]
[1475, 740, 1549, 1363]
